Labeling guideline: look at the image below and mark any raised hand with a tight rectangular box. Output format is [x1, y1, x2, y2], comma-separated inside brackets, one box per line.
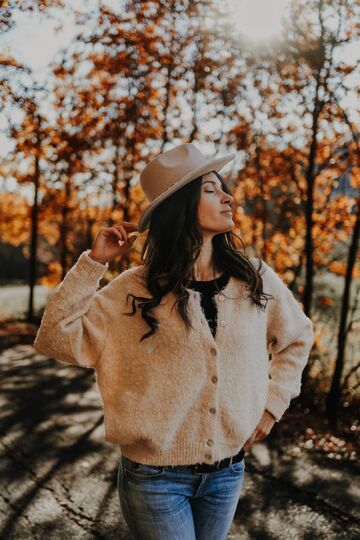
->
[89, 221, 139, 264]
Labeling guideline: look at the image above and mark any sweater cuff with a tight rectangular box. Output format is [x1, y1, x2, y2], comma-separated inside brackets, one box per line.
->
[75, 249, 109, 280]
[265, 390, 289, 422]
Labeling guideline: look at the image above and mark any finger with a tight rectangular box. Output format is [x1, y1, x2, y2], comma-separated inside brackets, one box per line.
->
[113, 225, 128, 242]
[108, 227, 125, 243]
[247, 431, 258, 445]
[118, 222, 138, 231]
[119, 235, 137, 248]
[256, 428, 269, 441]
[243, 436, 253, 451]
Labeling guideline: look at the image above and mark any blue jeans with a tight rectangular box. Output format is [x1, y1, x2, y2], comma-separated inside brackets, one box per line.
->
[117, 454, 246, 540]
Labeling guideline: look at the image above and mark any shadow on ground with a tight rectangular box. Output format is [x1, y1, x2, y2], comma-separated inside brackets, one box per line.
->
[1, 344, 359, 539]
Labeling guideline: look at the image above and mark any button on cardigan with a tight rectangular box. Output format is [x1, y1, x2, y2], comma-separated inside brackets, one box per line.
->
[33, 249, 315, 467]
[188, 272, 230, 337]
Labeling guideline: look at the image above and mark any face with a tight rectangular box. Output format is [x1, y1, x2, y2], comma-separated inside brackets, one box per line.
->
[198, 171, 234, 235]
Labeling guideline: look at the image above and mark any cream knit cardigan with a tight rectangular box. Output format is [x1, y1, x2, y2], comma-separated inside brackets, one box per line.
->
[33, 250, 315, 466]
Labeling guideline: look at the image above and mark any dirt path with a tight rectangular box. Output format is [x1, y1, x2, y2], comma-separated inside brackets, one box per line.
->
[1, 345, 359, 539]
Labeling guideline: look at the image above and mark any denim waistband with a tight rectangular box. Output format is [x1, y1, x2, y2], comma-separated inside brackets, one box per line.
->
[169, 447, 245, 472]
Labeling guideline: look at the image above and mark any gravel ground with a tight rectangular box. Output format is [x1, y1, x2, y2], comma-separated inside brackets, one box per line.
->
[1, 344, 359, 539]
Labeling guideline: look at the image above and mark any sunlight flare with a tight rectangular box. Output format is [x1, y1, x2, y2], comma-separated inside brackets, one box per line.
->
[225, 0, 290, 42]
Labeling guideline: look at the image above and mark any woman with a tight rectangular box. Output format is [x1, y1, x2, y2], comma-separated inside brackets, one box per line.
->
[33, 143, 315, 540]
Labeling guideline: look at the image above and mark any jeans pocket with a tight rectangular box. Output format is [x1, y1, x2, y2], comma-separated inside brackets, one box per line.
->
[229, 457, 245, 474]
[123, 458, 165, 480]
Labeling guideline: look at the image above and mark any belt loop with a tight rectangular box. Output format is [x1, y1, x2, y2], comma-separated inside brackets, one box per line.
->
[229, 454, 233, 467]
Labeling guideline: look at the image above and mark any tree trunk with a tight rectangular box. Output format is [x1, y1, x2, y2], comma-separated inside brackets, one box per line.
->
[301, 73, 323, 387]
[27, 140, 40, 323]
[326, 195, 360, 429]
[60, 174, 72, 281]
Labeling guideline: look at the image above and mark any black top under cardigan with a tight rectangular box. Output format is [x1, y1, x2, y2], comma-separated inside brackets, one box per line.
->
[188, 271, 230, 337]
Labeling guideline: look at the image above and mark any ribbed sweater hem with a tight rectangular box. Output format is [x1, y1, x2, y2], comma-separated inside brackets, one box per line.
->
[118, 442, 244, 467]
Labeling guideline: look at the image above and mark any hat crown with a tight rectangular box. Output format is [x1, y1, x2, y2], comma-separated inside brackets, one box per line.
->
[140, 143, 208, 202]
[158, 143, 192, 168]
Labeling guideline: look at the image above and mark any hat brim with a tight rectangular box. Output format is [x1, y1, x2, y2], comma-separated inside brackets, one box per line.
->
[137, 152, 235, 232]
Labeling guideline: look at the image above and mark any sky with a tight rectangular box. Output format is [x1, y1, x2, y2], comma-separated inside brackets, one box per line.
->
[0, 0, 359, 199]
[2, 0, 359, 75]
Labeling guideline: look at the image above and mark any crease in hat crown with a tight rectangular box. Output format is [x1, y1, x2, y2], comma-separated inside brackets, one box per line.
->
[138, 142, 235, 232]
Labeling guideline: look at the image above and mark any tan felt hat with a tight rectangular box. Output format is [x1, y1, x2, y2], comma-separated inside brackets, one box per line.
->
[137, 142, 235, 232]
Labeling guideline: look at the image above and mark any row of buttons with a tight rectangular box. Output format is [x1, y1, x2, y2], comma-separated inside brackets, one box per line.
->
[207, 345, 218, 460]
[211, 349, 218, 383]
[205, 438, 214, 460]
[216, 293, 226, 326]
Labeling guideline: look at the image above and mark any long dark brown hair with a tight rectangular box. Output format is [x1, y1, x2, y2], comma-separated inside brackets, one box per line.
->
[124, 170, 275, 341]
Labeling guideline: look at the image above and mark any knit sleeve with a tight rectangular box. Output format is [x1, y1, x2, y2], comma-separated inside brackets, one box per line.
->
[33, 249, 110, 369]
[261, 261, 315, 422]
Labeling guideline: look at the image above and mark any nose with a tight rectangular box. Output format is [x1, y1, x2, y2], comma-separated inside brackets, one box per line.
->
[222, 191, 233, 206]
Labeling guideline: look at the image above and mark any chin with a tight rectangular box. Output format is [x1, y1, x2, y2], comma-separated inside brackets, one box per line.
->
[218, 223, 234, 234]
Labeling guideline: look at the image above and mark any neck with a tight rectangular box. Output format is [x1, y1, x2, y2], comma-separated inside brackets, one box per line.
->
[192, 236, 222, 281]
